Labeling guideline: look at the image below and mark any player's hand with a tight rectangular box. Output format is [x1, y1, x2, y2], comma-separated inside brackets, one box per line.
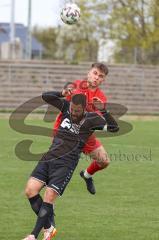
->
[93, 97, 106, 111]
[62, 88, 73, 97]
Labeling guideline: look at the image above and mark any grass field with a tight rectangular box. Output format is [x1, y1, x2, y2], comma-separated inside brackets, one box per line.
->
[0, 117, 159, 240]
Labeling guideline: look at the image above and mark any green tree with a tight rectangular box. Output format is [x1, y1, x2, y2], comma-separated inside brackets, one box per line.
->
[106, 0, 159, 64]
[55, 0, 108, 62]
[32, 0, 159, 64]
[146, 0, 159, 64]
[32, 0, 109, 62]
[32, 26, 58, 59]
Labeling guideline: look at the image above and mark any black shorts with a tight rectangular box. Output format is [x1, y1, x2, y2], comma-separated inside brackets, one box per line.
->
[31, 160, 75, 196]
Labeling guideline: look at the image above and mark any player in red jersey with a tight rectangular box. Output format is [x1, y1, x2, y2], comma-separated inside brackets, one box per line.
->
[53, 62, 110, 195]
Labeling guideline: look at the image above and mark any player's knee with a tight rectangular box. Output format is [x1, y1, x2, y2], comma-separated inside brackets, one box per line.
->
[97, 157, 110, 168]
[102, 158, 110, 168]
[25, 186, 32, 198]
[25, 185, 38, 198]
[44, 188, 58, 204]
[94, 148, 110, 168]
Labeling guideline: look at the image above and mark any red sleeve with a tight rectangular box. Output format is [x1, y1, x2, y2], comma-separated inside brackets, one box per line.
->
[95, 89, 107, 103]
[89, 89, 107, 112]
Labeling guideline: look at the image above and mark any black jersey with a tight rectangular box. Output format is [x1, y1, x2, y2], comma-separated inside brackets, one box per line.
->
[42, 91, 106, 168]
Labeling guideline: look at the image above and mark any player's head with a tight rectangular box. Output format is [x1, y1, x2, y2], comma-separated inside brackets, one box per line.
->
[87, 62, 109, 89]
[70, 94, 86, 123]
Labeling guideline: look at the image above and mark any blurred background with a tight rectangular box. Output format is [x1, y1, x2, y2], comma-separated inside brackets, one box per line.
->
[0, 0, 159, 114]
[1, 0, 159, 63]
[0, 1, 159, 240]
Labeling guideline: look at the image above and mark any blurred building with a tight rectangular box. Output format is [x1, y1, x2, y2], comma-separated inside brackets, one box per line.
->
[0, 22, 43, 59]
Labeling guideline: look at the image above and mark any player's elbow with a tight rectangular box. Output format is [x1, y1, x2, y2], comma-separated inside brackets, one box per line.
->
[42, 92, 54, 105]
[42, 92, 48, 102]
[107, 125, 119, 132]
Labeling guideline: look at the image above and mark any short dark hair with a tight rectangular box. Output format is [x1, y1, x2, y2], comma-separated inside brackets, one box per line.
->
[71, 94, 86, 108]
[91, 62, 109, 75]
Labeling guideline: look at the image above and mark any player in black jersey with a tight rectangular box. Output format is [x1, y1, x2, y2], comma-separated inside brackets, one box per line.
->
[22, 91, 118, 240]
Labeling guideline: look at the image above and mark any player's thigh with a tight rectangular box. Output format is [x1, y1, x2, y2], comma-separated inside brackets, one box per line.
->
[82, 134, 101, 154]
[48, 165, 75, 196]
[25, 177, 44, 197]
[89, 145, 109, 163]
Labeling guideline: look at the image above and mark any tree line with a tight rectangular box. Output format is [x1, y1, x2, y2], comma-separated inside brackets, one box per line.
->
[33, 0, 159, 64]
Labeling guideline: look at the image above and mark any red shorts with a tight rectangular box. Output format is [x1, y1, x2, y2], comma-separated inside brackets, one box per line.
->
[82, 134, 102, 154]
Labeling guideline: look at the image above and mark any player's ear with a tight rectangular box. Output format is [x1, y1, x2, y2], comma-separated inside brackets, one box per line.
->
[87, 71, 92, 81]
[101, 76, 106, 83]
[87, 68, 92, 76]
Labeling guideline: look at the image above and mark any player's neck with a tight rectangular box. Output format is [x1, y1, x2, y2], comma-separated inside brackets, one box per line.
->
[87, 82, 98, 91]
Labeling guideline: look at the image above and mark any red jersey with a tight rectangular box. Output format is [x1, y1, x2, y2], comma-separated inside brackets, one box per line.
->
[53, 79, 107, 131]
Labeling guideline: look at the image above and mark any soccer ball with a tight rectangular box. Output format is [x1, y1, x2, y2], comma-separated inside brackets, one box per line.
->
[60, 3, 80, 25]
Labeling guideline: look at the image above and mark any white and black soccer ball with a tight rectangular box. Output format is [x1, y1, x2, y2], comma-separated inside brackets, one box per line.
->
[60, 3, 80, 25]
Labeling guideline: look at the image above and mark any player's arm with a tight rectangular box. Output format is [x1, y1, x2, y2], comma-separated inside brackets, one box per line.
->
[92, 96, 119, 132]
[91, 111, 119, 133]
[92, 91, 107, 110]
[42, 91, 67, 112]
[101, 110, 119, 132]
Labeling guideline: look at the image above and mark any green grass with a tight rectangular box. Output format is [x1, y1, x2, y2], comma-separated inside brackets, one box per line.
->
[0, 118, 159, 240]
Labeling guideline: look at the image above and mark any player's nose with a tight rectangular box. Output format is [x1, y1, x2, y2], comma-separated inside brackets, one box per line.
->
[94, 75, 99, 80]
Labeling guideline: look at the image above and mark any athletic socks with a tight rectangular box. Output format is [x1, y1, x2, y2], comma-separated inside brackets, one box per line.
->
[86, 159, 104, 176]
[29, 194, 43, 215]
[31, 202, 53, 238]
[28, 194, 53, 229]
[84, 170, 92, 178]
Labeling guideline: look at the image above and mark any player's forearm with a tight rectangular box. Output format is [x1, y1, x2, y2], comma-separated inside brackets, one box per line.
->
[90, 110, 119, 133]
[42, 91, 64, 109]
[42, 91, 63, 101]
[101, 110, 119, 132]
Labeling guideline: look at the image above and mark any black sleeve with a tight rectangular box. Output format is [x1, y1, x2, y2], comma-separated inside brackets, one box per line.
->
[42, 91, 66, 112]
[91, 111, 119, 132]
[87, 113, 106, 131]
[101, 110, 119, 132]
